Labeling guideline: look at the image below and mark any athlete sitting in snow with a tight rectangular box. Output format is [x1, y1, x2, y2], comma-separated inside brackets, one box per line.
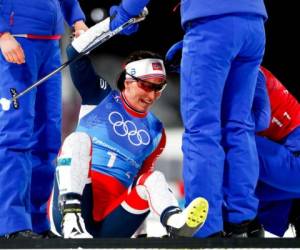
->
[49, 44, 208, 238]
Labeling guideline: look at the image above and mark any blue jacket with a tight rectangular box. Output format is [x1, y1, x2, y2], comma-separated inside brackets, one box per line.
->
[180, 0, 267, 27]
[0, 0, 85, 35]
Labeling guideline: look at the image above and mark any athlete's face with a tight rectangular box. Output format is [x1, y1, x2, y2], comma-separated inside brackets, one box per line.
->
[123, 76, 167, 112]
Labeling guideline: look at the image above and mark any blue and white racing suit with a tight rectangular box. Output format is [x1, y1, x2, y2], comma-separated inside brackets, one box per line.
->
[50, 46, 166, 237]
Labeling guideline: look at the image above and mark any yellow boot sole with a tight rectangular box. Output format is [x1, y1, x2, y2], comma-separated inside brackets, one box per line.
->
[175, 197, 209, 237]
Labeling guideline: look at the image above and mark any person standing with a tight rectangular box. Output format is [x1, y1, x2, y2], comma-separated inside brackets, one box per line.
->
[165, 42, 300, 238]
[0, 0, 87, 238]
[179, 1, 267, 238]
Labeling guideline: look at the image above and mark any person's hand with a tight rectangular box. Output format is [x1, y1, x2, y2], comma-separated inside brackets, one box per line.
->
[165, 40, 183, 73]
[73, 20, 89, 38]
[109, 4, 139, 36]
[0, 32, 25, 64]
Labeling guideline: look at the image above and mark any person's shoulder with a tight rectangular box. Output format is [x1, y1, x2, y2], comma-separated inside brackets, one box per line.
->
[147, 112, 164, 129]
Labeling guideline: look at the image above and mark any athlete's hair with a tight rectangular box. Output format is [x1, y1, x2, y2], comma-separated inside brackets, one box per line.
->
[116, 50, 164, 91]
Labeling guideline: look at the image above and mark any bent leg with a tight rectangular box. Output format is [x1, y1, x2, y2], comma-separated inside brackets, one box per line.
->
[55, 132, 93, 238]
[56, 132, 92, 196]
[257, 196, 292, 237]
[256, 136, 300, 193]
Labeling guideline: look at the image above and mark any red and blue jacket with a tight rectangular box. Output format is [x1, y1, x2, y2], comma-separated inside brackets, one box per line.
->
[258, 67, 300, 141]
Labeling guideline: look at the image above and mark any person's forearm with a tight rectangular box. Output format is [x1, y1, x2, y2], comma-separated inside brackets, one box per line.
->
[60, 0, 86, 27]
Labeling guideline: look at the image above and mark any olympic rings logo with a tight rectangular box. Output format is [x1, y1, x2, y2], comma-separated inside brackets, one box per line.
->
[108, 111, 150, 146]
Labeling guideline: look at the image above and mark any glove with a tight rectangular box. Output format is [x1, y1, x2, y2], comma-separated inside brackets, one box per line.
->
[109, 4, 139, 36]
[165, 40, 183, 73]
[71, 17, 110, 53]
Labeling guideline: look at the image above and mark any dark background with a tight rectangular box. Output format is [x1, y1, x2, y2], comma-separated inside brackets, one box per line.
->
[78, 0, 299, 100]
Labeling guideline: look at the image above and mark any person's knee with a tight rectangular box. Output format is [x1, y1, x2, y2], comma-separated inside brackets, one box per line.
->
[60, 132, 91, 153]
[137, 171, 166, 187]
[135, 171, 170, 201]
[56, 132, 92, 196]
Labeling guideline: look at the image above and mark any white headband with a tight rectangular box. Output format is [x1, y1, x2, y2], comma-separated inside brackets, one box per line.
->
[125, 58, 166, 80]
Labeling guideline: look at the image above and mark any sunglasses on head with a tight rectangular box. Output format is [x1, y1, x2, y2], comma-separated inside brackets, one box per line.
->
[126, 73, 167, 93]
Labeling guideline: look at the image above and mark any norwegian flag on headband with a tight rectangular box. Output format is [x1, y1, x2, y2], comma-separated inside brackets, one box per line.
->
[152, 62, 163, 71]
[125, 59, 166, 80]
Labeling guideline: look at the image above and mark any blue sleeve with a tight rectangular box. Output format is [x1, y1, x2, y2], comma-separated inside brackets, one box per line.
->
[252, 70, 271, 132]
[66, 45, 112, 105]
[60, 0, 86, 26]
[0, 10, 9, 33]
[121, 0, 150, 16]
